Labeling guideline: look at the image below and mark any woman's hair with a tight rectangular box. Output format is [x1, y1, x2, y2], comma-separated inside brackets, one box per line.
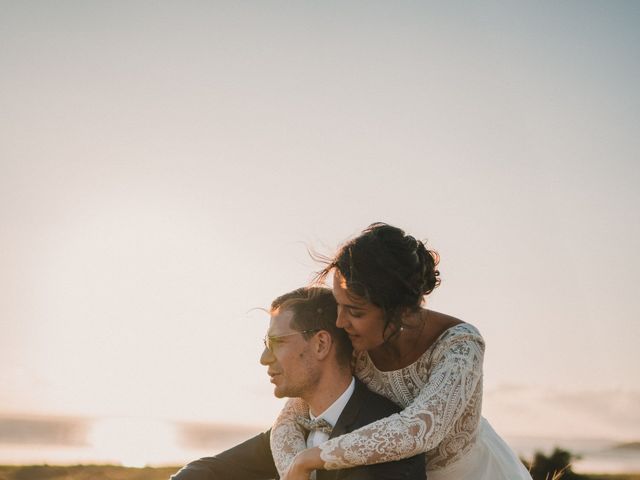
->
[316, 222, 440, 337]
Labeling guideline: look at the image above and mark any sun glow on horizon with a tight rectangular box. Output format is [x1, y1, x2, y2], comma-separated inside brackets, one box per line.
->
[87, 417, 178, 468]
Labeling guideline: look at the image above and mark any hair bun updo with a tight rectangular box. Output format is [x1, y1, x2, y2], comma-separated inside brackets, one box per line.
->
[317, 222, 440, 324]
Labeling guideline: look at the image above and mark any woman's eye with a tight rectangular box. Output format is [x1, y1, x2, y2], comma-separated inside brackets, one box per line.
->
[348, 309, 363, 318]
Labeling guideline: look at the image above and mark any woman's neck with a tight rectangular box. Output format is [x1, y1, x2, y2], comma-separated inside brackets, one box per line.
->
[368, 309, 428, 370]
[368, 309, 464, 371]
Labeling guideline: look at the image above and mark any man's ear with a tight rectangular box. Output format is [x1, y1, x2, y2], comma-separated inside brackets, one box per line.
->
[314, 330, 333, 360]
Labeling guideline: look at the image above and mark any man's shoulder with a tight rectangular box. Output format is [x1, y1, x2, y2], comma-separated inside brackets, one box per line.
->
[352, 379, 401, 424]
[340, 382, 425, 480]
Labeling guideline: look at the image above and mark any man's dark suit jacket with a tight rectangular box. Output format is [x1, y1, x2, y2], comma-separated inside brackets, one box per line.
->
[171, 379, 425, 480]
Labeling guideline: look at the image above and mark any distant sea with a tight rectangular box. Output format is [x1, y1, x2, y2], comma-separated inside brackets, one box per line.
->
[506, 436, 640, 474]
[1, 415, 638, 474]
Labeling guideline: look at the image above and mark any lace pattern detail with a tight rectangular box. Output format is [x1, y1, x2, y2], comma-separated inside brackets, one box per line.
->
[270, 323, 485, 475]
[270, 397, 309, 475]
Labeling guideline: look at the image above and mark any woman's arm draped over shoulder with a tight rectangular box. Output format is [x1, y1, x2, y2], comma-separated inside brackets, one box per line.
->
[319, 329, 485, 470]
[270, 397, 309, 476]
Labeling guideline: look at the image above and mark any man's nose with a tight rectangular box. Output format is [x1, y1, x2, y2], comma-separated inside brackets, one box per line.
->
[260, 347, 274, 365]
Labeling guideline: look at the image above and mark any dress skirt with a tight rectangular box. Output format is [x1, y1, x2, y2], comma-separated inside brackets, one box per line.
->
[426, 418, 532, 480]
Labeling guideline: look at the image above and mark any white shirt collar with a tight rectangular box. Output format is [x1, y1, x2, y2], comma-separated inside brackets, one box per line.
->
[309, 376, 355, 427]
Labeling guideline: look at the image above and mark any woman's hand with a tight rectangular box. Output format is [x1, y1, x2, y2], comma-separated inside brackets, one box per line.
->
[281, 447, 323, 480]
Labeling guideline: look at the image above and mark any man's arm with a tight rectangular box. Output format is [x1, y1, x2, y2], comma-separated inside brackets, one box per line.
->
[170, 430, 278, 480]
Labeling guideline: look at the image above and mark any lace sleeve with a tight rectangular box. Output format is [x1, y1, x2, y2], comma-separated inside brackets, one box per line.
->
[270, 397, 309, 476]
[318, 330, 485, 470]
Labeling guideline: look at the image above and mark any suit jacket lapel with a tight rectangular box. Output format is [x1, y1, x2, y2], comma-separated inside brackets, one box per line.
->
[318, 379, 365, 480]
[328, 378, 365, 440]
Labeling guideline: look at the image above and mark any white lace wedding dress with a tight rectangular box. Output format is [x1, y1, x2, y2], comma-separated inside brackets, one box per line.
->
[270, 323, 532, 479]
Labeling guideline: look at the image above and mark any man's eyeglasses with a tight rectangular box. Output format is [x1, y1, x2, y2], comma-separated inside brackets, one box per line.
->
[262, 329, 320, 353]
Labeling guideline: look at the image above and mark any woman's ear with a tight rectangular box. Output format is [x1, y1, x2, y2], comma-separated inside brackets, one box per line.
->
[314, 330, 333, 360]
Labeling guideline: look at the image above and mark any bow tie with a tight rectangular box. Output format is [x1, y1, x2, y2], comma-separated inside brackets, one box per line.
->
[295, 415, 333, 435]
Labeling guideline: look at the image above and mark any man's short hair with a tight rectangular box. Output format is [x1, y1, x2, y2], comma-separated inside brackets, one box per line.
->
[270, 287, 352, 366]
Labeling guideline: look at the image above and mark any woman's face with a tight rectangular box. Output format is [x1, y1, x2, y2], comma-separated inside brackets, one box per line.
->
[332, 270, 387, 351]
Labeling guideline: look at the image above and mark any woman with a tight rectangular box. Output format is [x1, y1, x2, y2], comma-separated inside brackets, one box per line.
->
[270, 223, 532, 480]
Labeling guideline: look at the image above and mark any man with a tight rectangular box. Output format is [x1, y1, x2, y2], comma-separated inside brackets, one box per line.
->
[171, 287, 425, 480]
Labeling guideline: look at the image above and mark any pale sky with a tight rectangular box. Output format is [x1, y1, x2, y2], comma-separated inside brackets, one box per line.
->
[1, 1, 639, 441]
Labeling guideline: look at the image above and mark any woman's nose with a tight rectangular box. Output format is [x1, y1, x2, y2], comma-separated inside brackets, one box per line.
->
[336, 307, 348, 328]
